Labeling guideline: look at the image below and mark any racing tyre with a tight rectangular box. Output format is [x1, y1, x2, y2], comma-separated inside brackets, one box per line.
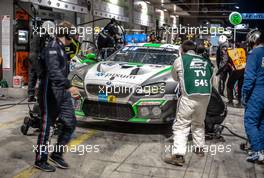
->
[21, 124, 29, 135]
[21, 116, 31, 135]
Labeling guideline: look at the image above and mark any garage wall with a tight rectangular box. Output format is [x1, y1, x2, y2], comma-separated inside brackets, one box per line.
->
[0, 0, 14, 85]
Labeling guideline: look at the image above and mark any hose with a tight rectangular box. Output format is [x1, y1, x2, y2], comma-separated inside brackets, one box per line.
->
[0, 97, 33, 110]
[220, 124, 248, 141]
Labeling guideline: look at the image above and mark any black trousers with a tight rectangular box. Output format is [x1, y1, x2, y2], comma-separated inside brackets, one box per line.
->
[227, 69, 244, 102]
[218, 70, 228, 96]
[36, 79, 76, 163]
[28, 66, 38, 96]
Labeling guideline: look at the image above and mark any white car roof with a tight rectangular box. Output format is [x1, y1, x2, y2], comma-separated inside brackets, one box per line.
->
[126, 43, 180, 50]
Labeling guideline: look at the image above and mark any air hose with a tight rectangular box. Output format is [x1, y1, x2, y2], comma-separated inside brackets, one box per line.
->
[0, 97, 33, 110]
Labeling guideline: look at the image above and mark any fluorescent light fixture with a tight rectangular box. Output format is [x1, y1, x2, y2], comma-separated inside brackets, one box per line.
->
[145, 1, 151, 4]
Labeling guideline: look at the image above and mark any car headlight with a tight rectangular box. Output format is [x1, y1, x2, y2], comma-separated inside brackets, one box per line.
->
[152, 106, 162, 116]
[139, 107, 150, 117]
[135, 82, 165, 96]
[71, 75, 84, 89]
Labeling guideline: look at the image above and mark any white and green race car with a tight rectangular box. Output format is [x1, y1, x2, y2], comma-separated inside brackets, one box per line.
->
[69, 43, 181, 123]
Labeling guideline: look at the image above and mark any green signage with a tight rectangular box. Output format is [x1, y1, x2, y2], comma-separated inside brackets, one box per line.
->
[229, 12, 242, 26]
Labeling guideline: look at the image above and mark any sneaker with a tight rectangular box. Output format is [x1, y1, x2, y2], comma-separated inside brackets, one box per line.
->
[235, 102, 243, 108]
[34, 161, 56, 172]
[226, 101, 234, 107]
[194, 147, 205, 157]
[246, 151, 264, 163]
[164, 154, 185, 166]
[49, 154, 69, 169]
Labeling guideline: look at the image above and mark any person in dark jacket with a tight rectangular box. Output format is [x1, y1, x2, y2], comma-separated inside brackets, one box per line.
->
[34, 21, 79, 172]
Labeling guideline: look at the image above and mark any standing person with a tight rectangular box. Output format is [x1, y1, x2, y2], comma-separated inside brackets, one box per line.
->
[28, 21, 55, 102]
[27, 59, 38, 102]
[34, 21, 79, 172]
[216, 35, 230, 96]
[225, 45, 246, 107]
[242, 29, 264, 163]
[164, 40, 213, 166]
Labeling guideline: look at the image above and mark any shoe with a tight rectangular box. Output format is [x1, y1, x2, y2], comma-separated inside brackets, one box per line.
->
[28, 96, 36, 102]
[164, 154, 185, 166]
[246, 151, 264, 163]
[34, 161, 56, 172]
[235, 102, 243, 108]
[194, 147, 205, 157]
[49, 153, 69, 169]
[226, 101, 234, 107]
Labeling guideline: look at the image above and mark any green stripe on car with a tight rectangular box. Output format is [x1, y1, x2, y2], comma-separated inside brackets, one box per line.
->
[143, 43, 161, 48]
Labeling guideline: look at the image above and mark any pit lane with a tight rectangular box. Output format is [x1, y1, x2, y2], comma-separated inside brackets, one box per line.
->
[0, 99, 263, 178]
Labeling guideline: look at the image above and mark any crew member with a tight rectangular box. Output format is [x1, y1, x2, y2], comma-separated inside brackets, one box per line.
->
[65, 34, 81, 59]
[216, 35, 230, 96]
[35, 21, 79, 172]
[226, 44, 246, 107]
[242, 29, 264, 163]
[164, 40, 213, 166]
[28, 20, 55, 102]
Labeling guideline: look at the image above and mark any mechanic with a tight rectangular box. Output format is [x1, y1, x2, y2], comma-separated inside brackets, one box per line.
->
[28, 21, 55, 102]
[65, 34, 81, 59]
[28, 55, 38, 102]
[216, 35, 230, 96]
[164, 40, 213, 166]
[242, 29, 264, 163]
[34, 21, 79, 172]
[226, 43, 246, 107]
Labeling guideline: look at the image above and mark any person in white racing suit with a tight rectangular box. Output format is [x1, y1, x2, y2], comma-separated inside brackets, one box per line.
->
[164, 40, 213, 166]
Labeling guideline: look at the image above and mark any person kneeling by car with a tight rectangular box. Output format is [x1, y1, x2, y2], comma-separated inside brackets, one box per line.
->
[164, 40, 213, 166]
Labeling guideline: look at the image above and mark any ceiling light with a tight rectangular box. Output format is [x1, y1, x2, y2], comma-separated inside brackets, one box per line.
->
[235, 5, 239, 9]
[145, 1, 150, 4]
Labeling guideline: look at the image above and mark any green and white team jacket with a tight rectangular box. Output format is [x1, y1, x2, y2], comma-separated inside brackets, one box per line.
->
[172, 51, 213, 96]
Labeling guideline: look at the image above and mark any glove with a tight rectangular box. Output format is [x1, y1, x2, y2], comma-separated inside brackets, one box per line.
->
[241, 92, 249, 106]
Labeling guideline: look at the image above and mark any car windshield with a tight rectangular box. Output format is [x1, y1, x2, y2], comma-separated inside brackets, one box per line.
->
[108, 46, 179, 65]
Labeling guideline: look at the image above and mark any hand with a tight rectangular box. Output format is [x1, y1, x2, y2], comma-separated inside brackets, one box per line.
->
[241, 93, 248, 106]
[68, 86, 80, 98]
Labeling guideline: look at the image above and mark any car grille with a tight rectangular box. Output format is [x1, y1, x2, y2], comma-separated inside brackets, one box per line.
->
[82, 100, 135, 121]
[86, 84, 132, 98]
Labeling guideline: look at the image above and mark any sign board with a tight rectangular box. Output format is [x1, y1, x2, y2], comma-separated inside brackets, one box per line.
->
[31, 0, 88, 13]
[1, 15, 11, 69]
[229, 12, 242, 26]
[241, 13, 264, 20]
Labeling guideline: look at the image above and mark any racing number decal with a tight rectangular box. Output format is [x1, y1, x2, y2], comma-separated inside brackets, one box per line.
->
[194, 70, 209, 87]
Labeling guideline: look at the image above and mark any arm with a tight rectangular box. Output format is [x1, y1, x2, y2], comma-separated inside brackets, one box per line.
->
[242, 52, 257, 96]
[171, 57, 182, 82]
[45, 48, 71, 89]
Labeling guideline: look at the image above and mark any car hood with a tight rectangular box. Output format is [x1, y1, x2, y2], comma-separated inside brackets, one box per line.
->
[84, 61, 172, 85]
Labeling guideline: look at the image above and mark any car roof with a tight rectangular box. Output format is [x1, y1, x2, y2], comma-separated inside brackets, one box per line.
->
[126, 43, 180, 50]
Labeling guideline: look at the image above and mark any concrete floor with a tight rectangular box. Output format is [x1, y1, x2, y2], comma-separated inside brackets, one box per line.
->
[0, 98, 263, 178]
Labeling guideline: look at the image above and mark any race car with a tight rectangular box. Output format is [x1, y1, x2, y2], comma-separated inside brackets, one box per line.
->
[69, 43, 226, 126]
[69, 43, 180, 123]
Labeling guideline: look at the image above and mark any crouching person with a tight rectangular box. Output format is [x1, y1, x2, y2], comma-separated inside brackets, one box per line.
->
[164, 40, 213, 166]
